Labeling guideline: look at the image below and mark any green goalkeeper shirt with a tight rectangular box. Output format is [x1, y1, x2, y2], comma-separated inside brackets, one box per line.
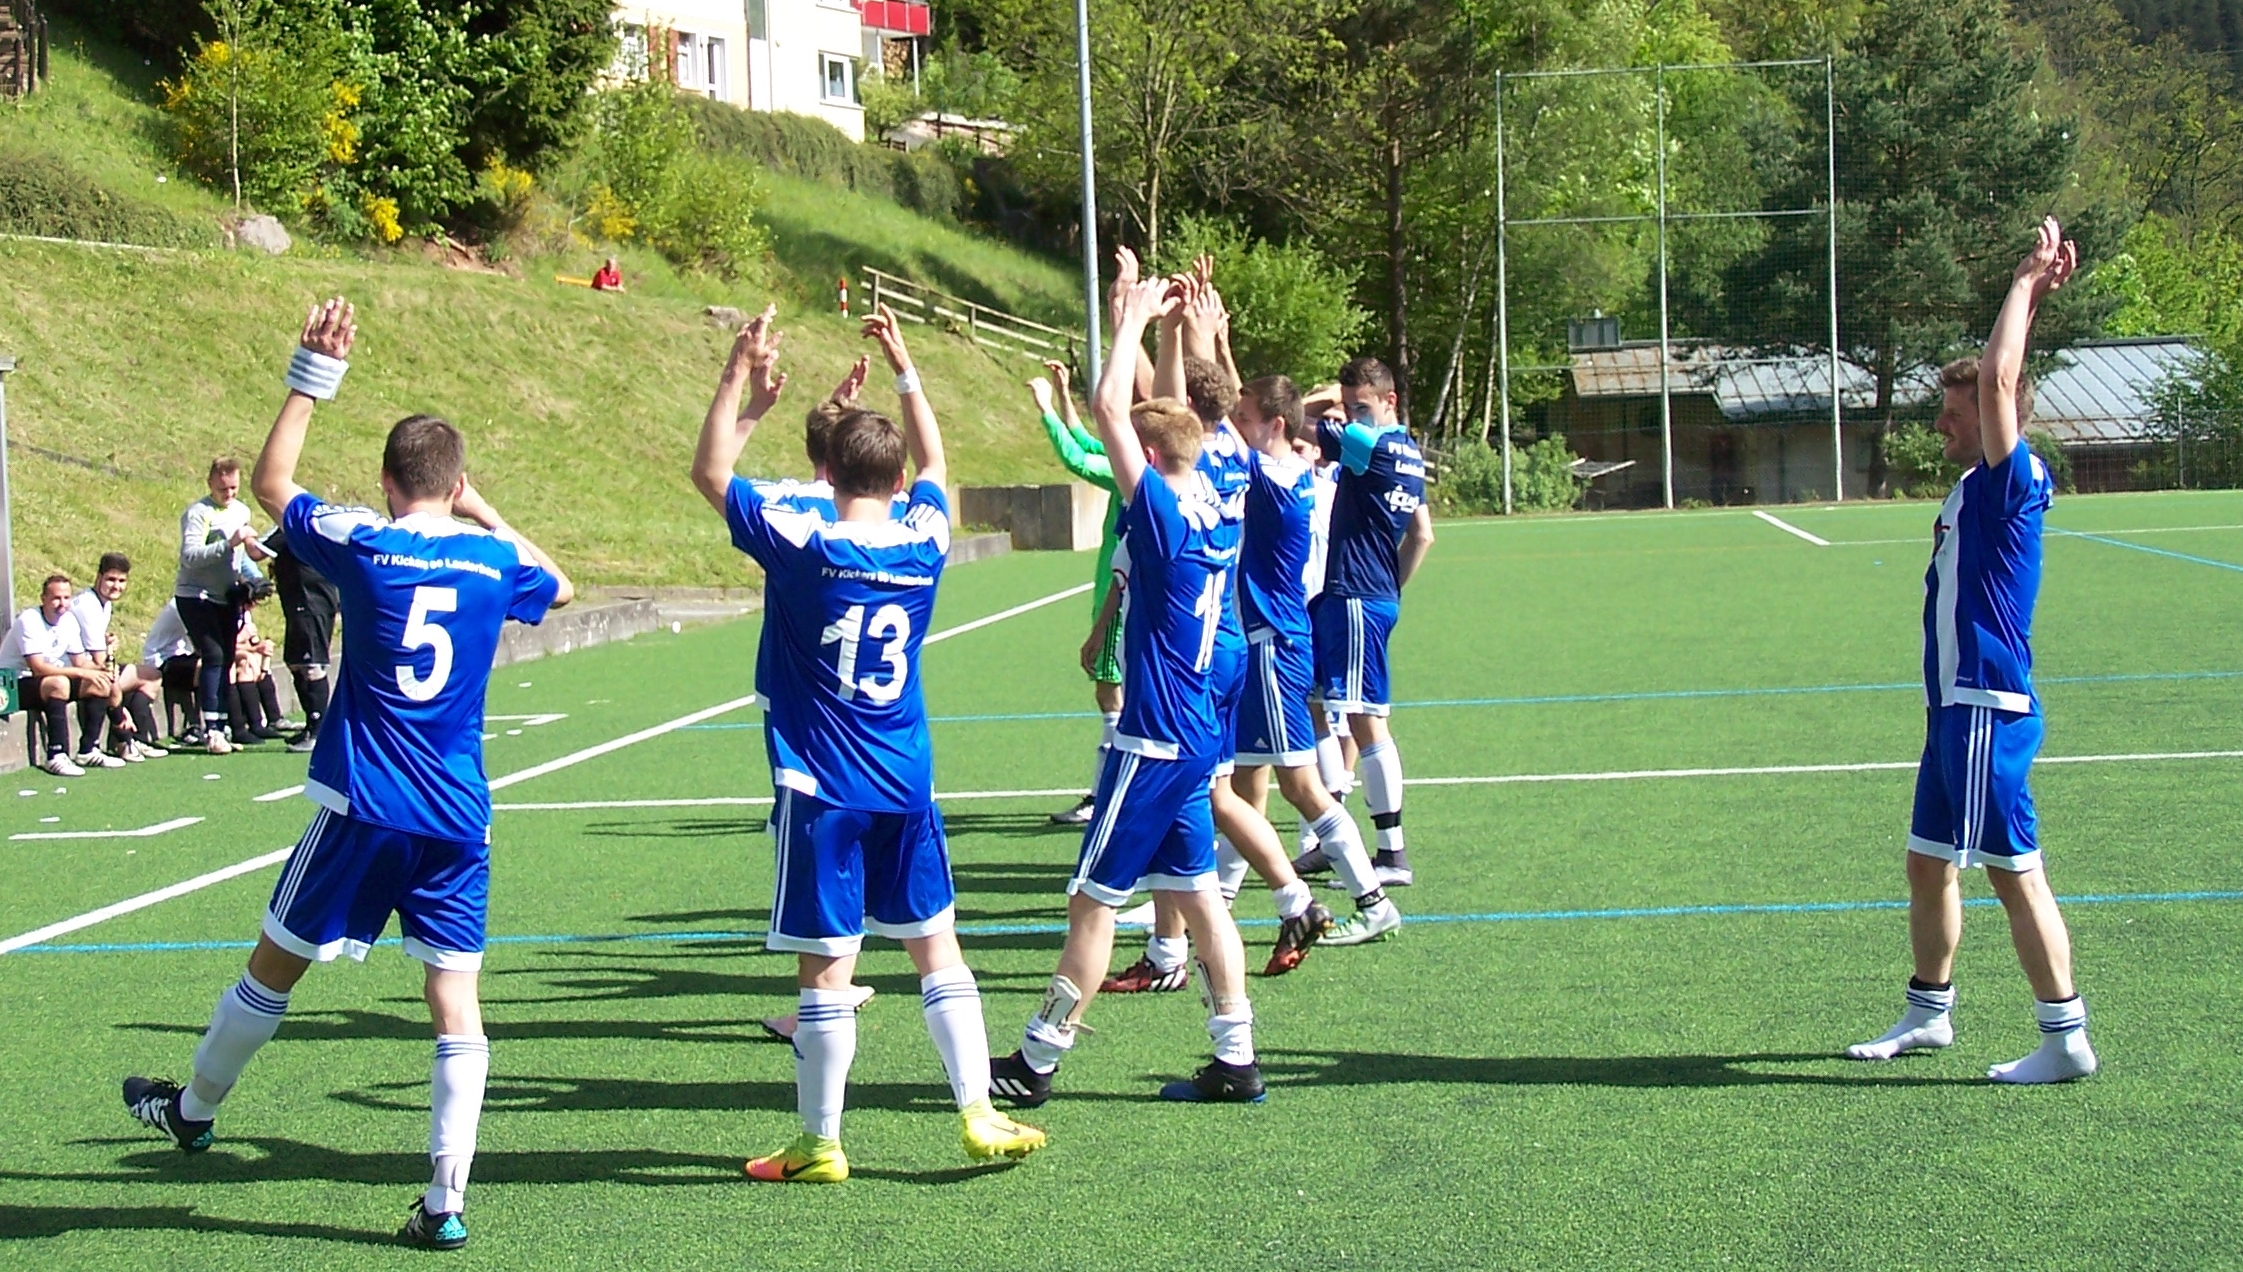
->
[1040, 409, 1123, 608]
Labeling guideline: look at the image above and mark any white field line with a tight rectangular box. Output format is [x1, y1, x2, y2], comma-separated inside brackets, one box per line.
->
[5, 584, 1093, 953]
[1753, 510, 1831, 546]
[498, 750, 2243, 811]
[254, 785, 306, 803]
[9, 816, 205, 842]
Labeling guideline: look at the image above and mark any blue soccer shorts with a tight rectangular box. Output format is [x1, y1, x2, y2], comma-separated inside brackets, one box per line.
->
[766, 789, 956, 957]
[264, 808, 489, 972]
[1313, 594, 1400, 716]
[1210, 640, 1247, 778]
[1236, 636, 1318, 767]
[1908, 704, 2043, 872]
[1069, 747, 1220, 907]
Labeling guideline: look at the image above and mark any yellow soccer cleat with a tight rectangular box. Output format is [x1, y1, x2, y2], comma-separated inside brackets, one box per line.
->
[960, 1097, 1047, 1162]
[744, 1133, 849, 1183]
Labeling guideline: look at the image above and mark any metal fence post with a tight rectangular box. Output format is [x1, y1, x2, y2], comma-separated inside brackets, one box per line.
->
[0, 353, 15, 618]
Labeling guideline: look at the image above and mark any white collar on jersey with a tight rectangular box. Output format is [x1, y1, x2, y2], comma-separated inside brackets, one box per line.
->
[391, 510, 482, 538]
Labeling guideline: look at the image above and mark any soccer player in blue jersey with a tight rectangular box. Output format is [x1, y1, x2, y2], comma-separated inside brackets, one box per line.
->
[121, 297, 575, 1250]
[1292, 357, 1434, 888]
[1228, 374, 1402, 947]
[693, 304, 1046, 1181]
[990, 251, 1266, 1106]
[1847, 219, 2098, 1084]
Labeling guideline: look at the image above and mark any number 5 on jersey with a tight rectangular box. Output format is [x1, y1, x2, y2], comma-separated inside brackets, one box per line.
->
[821, 603, 911, 703]
[398, 585, 458, 702]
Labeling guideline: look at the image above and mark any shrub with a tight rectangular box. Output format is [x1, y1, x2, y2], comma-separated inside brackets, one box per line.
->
[1514, 434, 1586, 512]
[159, 33, 346, 213]
[1431, 440, 1506, 515]
[643, 154, 769, 279]
[1883, 423, 1961, 497]
[1428, 435, 1584, 515]
[1154, 214, 1371, 387]
[0, 149, 215, 247]
[583, 83, 768, 279]
[682, 97, 963, 222]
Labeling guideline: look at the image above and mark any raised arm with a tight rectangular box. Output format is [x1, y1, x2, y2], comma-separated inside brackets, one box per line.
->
[864, 303, 943, 490]
[692, 305, 786, 513]
[1033, 369, 1114, 489]
[1152, 274, 1191, 403]
[457, 482, 575, 608]
[1980, 216, 2076, 468]
[253, 297, 356, 521]
[1097, 246, 1170, 502]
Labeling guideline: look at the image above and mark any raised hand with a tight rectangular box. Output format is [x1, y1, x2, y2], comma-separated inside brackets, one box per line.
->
[1029, 376, 1056, 414]
[830, 354, 870, 406]
[299, 296, 355, 360]
[862, 303, 913, 373]
[1109, 245, 1142, 320]
[1112, 275, 1177, 329]
[2016, 216, 2079, 302]
[1043, 357, 1071, 398]
[727, 305, 788, 419]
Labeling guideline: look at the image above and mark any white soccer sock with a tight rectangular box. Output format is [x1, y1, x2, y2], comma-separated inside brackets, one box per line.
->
[794, 988, 860, 1139]
[1315, 732, 1349, 795]
[425, 1034, 489, 1215]
[1359, 740, 1405, 853]
[182, 973, 290, 1120]
[919, 965, 990, 1109]
[1272, 879, 1312, 921]
[1310, 806, 1381, 901]
[1208, 1007, 1255, 1067]
[1214, 835, 1249, 899]
[1845, 980, 1955, 1061]
[1988, 996, 2097, 1084]
[1146, 934, 1190, 973]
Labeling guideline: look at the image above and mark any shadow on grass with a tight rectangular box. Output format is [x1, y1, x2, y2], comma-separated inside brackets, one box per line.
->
[949, 862, 1079, 896]
[2, 1138, 741, 1188]
[1259, 1049, 1982, 1089]
[337, 1074, 957, 1116]
[0, 1204, 389, 1247]
[118, 1011, 770, 1045]
[940, 812, 1083, 841]
[583, 817, 764, 840]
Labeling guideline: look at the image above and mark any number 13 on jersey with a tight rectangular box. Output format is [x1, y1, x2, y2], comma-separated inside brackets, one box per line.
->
[821, 603, 911, 703]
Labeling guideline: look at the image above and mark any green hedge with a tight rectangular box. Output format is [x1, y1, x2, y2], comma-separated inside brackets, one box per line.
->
[681, 98, 963, 223]
[0, 149, 216, 248]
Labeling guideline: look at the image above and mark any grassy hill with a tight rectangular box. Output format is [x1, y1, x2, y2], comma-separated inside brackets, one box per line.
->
[0, 21, 1088, 631]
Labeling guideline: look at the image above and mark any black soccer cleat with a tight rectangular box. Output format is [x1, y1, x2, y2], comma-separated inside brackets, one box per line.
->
[121, 1076, 214, 1152]
[1291, 844, 1333, 876]
[399, 1198, 468, 1250]
[1159, 1058, 1267, 1104]
[989, 1050, 1054, 1108]
[1264, 902, 1335, 976]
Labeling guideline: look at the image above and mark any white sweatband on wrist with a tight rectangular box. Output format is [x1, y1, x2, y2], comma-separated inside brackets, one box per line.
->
[894, 367, 922, 396]
[286, 347, 349, 400]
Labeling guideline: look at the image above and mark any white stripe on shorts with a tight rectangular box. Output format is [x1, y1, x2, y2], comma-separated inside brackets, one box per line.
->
[1070, 754, 1139, 895]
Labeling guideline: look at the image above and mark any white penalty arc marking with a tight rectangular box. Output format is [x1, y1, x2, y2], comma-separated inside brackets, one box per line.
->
[9, 816, 205, 842]
[5, 583, 1096, 954]
[497, 750, 2243, 811]
[1753, 510, 1831, 547]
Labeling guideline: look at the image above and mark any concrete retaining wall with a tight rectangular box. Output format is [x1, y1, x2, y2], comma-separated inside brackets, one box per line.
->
[957, 483, 1107, 551]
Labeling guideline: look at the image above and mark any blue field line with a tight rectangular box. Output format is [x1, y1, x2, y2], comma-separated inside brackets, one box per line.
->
[669, 670, 2243, 730]
[17, 888, 2243, 955]
[2060, 530, 2243, 574]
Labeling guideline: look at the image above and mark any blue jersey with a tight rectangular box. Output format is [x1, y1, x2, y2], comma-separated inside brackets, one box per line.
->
[1197, 425, 1251, 653]
[1239, 447, 1316, 650]
[726, 477, 948, 811]
[1924, 446, 2053, 714]
[1319, 420, 1426, 600]
[1114, 471, 1232, 760]
[282, 494, 560, 843]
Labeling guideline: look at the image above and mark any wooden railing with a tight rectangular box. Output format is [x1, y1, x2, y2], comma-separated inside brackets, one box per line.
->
[0, 0, 45, 98]
[856, 266, 1081, 369]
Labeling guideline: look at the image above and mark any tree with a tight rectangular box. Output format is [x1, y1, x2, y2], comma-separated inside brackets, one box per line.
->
[1731, 0, 2104, 495]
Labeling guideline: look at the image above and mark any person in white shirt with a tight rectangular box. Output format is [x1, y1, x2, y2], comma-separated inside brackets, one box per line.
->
[65, 553, 168, 762]
[174, 457, 271, 752]
[2, 575, 115, 776]
[137, 599, 200, 740]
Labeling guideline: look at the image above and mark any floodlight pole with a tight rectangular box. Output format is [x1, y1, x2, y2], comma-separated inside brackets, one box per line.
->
[1654, 65, 1674, 510]
[1074, 0, 1103, 387]
[1824, 54, 1843, 502]
[1493, 71, 1513, 515]
[0, 353, 15, 618]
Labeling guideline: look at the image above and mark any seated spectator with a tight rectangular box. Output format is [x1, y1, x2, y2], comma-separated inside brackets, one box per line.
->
[229, 581, 289, 743]
[263, 525, 338, 753]
[136, 599, 201, 742]
[65, 552, 168, 762]
[591, 256, 625, 292]
[2, 575, 117, 776]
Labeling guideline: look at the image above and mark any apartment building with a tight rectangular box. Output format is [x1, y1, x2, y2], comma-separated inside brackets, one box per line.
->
[613, 0, 930, 143]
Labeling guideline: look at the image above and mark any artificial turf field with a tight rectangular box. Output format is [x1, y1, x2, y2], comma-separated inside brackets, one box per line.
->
[2, 490, 2241, 1269]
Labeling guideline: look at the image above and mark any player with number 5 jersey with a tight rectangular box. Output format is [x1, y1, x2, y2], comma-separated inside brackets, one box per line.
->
[120, 297, 575, 1253]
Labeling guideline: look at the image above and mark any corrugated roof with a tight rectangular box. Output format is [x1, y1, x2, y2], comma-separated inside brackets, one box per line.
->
[1568, 337, 2200, 443]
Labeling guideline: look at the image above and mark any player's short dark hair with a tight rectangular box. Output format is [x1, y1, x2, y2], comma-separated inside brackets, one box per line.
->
[1940, 356, 2035, 425]
[1338, 357, 1396, 394]
[805, 397, 856, 469]
[827, 408, 908, 498]
[1131, 398, 1202, 470]
[208, 457, 241, 480]
[1241, 375, 1303, 433]
[40, 573, 69, 596]
[1182, 357, 1237, 427]
[382, 414, 466, 501]
[96, 552, 130, 577]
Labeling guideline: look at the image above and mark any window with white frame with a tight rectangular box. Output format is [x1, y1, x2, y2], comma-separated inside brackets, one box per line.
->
[821, 53, 856, 104]
[674, 31, 729, 100]
[611, 23, 649, 82]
